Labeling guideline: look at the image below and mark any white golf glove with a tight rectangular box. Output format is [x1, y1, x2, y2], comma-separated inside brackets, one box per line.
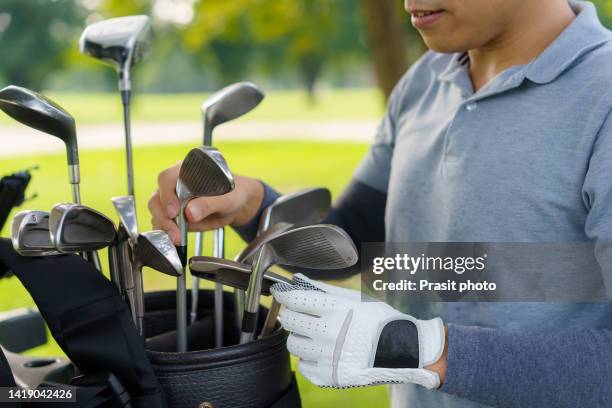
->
[270, 274, 445, 389]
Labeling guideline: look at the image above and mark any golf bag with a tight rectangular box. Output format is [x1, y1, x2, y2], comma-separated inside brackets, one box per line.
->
[144, 290, 301, 408]
[0, 239, 167, 408]
[0, 240, 300, 407]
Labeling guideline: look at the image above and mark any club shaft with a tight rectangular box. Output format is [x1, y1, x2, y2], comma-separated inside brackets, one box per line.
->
[119, 238, 137, 326]
[121, 92, 135, 198]
[213, 227, 224, 348]
[108, 245, 125, 296]
[260, 300, 281, 338]
[240, 247, 268, 343]
[190, 232, 204, 324]
[176, 212, 188, 352]
[134, 265, 144, 337]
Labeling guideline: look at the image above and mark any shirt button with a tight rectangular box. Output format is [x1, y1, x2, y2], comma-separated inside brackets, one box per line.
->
[465, 102, 477, 111]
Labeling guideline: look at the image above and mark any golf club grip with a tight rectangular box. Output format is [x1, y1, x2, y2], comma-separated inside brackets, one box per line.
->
[241, 311, 257, 343]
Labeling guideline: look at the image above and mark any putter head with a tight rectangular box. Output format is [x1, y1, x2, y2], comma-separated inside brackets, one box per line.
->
[111, 196, 138, 242]
[202, 82, 264, 143]
[79, 15, 152, 75]
[189, 256, 290, 294]
[259, 188, 331, 233]
[134, 231, 182, 276]
[0, 86, 78, 165]
[49, 203, 116, 252]
[176, 146, 235, 205]
[11, 210, 59, 256]
[262, 224, 358, 270]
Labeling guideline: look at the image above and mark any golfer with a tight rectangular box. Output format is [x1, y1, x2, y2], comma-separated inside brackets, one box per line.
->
[149, 0, 612, 406]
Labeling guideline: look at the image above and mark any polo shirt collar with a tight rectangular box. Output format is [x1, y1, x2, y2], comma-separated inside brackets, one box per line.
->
[524, 1, 612, 84]
[429, 1, 612, 87]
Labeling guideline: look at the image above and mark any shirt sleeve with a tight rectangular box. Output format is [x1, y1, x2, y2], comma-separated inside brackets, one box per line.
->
[352, 74, 406, 192]
[441, 110, 612, 406]
[441, 324, 612, 407]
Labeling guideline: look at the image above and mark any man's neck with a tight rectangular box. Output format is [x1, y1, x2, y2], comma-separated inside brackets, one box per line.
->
[468, 1, 576, 92]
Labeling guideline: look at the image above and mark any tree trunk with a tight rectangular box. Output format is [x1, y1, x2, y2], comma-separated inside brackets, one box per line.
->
[361, 0, 409, 101]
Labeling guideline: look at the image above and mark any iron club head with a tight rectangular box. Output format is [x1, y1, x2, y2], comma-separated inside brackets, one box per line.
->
[134, 230, 183, 277]
[202, 82, 264, 145]
[240, 224, 358, 342]
[111, 196, 139, 242]
[49, 203, 116, 252]
[11, 210, 60, 256]
[79, 15, 153, 91]
[258, 187, 331, 234]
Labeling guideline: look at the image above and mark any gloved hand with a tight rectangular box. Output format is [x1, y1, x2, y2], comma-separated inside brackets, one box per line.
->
[270, 274, 445, 389]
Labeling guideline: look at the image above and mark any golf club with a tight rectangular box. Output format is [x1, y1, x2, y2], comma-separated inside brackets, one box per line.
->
[48, 203, 118, 282]
[132, 230, 182, 336]
[111, 195, 139, 304]
[0, 86, 80, 203]
[11, 211, 60, 257]
[175, 146, 235, 352]
[240, 224, 358, 343]
[79, 15, 153, 198]
[232, 222, 293, 329]
[258, 188, 331, 234]
[254, 187, 332, 336]
[192, 82, 264, 349]
[189, 256, 290, 293]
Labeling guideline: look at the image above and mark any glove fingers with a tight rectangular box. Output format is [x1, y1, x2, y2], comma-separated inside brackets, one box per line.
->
[279, 308, 326, 337]
[287, 333, 326, 362]
[272, 286, 340, 316]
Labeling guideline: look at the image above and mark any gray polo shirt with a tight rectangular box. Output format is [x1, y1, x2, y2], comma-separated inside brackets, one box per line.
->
[354, 2, 612, 406]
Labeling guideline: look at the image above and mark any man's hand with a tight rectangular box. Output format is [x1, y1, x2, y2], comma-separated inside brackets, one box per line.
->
[148, 163, 264, 244]
[271, 274, 447, 389]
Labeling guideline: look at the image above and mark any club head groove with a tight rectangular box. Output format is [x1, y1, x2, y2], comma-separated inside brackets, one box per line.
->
[266, 224, 358, 270]
[259, 188, 331, 233]
[177, 146, 234, 203]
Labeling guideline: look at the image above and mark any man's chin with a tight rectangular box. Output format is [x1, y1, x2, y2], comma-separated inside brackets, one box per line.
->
[421, 37, 467, 54]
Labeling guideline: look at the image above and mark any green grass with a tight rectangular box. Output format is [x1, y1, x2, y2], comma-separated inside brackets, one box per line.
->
[0, 140, 389, 407]
[0, 89, 384, 126]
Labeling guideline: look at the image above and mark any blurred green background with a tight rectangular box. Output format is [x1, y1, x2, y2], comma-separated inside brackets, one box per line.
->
[2, 1, 612, 407]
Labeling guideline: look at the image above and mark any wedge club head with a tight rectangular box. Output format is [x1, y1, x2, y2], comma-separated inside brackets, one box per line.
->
[79, 15, 152, 92]
[241, 224, 358, 342]
[0, 86, 80, 202]
[11, 210, 59, 256]
[49, 203, 116, 252]
[202, 82, 264, 145]
[175, 145, 235, 351]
